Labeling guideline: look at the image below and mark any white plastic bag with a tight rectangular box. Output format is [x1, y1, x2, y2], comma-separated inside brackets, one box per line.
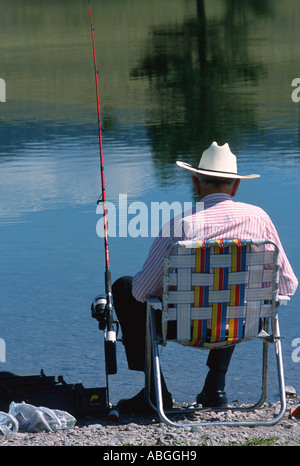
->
[8, 401, 76, 433]
[0, 411, 18, 436]
[49, 408, 77, 430]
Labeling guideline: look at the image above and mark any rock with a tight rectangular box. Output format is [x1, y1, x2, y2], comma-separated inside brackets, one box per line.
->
[286, 386, 297, 397]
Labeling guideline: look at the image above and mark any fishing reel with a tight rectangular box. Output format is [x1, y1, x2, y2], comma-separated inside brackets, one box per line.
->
[91, 295, 119, 337]
[91, 295, 108, 330]
[91, 295, 118, 375]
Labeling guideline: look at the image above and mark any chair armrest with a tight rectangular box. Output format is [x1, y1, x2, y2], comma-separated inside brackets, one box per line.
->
[146, 297, 162, 311]
[278, 295, 290, 306]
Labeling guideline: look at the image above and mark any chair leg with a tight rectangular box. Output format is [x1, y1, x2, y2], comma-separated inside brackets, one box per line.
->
[237, 333, 269, 413]
[260, 339, 269, 407]
[272, 317, 287, 423]
[241, 317, 287, 423]
[144, 302, 152, 407]
[145, 304, 287, 427]
[145, 303, 170, 415]
[147, 305, 176, 423]
[224, 319, 286, 424]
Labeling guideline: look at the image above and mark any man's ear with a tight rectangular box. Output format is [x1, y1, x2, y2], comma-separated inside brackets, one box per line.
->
[192, 176, 201, 197]
[231, 179, 240, 197]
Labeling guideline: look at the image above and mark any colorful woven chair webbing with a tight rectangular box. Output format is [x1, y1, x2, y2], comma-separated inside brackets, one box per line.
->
[191, 246, 209, 346]
[191, 243, 246, 346]
[162, 239, 278, 348]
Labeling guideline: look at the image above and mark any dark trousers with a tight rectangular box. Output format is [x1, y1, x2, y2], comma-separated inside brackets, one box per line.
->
[112, 276, 234, 378]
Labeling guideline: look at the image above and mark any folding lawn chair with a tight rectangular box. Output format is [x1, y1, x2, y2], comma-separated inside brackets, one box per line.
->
[145, 239, 290, 427]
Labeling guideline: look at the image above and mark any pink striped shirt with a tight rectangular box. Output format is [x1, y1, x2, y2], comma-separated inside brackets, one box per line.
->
[132, 193, 298, 302]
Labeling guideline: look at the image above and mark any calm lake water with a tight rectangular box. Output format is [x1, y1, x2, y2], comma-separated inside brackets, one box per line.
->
[0, 0, 299, 406]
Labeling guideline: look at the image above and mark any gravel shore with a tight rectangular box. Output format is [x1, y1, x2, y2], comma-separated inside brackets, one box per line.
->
[0, 397, 299, 447]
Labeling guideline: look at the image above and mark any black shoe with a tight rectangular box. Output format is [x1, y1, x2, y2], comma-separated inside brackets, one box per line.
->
[117, 388, 173, 414]
[196, 389, 228, 408]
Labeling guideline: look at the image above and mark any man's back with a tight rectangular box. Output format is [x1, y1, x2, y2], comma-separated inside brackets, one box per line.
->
[133, 193, 297, 302]
[181, 193, 270, 239]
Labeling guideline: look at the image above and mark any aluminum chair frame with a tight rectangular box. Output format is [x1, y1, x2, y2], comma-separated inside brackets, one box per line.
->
[145, 239, 290, 427]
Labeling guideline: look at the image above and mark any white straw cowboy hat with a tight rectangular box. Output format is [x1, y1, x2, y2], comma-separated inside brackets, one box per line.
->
[176, 141, 260, 180]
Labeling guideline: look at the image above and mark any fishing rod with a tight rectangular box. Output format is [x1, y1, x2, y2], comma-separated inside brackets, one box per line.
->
[88, 0, 117, 380]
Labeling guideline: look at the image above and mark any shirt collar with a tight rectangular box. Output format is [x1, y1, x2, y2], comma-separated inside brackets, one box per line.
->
[201, 193, 232, 208]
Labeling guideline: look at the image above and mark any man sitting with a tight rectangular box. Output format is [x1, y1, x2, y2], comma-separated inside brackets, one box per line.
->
[112, 142, 298, 414]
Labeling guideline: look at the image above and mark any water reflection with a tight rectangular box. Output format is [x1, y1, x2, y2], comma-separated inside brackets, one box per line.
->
[0, 0, 299, 401]
[130, 0, 275, 174]
[1, 1, 300, 174]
